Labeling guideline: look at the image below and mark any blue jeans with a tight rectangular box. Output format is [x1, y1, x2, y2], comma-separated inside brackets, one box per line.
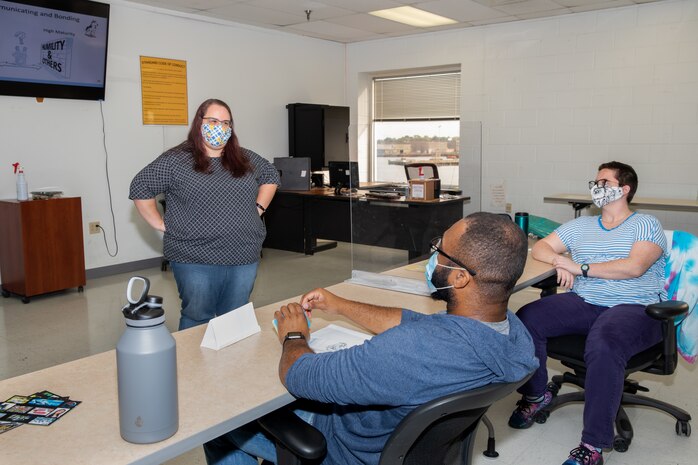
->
[170, 261, 259, 330]
[516, 292, 662, 448]
[204, 409, 316, 465]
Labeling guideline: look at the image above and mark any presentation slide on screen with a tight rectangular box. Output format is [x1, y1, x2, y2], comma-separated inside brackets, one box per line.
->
[0, 1, 107, 87]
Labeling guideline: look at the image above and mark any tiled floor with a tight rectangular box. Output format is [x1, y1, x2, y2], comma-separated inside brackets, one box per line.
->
[1, 243, 695, 464]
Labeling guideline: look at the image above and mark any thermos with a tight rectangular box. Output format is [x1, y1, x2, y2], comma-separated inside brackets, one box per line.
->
[515, 212, 529, 235]
[116, 276, 178, 444]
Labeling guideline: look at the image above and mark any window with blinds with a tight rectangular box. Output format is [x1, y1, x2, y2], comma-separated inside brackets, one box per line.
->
[372, 71, 461, 184]
[373, 72, 460, 121]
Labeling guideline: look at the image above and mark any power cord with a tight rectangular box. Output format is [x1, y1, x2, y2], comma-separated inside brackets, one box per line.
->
[97, 224, 118, 257]
[99, 100, 119, 257]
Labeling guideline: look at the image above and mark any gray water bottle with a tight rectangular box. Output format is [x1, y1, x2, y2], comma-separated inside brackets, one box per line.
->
[116, 276, 178, 444]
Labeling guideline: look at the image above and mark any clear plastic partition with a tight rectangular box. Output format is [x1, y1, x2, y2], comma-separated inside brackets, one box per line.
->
[347, 122, 482, 287]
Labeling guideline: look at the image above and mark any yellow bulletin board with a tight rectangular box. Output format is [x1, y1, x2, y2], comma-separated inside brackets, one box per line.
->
[140, 56, 188, 125]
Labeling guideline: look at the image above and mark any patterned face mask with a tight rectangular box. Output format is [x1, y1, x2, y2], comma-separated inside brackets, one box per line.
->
[590, 185, 624, 208]
[201, 123, 232, 148]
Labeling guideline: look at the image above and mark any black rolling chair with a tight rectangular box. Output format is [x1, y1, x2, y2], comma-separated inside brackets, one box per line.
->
[257, 377, 530, 465]
[536, 300, 691, 452]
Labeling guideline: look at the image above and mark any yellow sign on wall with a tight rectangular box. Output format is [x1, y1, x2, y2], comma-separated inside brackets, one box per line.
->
[140, 56, 188, 125]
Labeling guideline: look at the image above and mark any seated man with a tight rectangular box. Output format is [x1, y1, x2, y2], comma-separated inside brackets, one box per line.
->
[205, 212, 539, 465]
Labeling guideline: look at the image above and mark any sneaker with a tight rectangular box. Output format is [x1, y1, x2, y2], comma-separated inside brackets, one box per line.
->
[508, 389, 553, 429]
[562, 443, 603, 465]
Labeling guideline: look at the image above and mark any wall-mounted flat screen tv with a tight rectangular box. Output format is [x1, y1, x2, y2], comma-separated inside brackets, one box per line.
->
[0, 0, 109, 100]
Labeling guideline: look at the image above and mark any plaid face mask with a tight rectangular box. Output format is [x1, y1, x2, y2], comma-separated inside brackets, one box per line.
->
[201, 123, 232, 148]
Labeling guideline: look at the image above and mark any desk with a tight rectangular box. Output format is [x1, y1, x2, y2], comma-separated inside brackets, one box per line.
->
[0, 257, 551, 465]
[264, 188, 470, 260]
[544, 193, 698, 218]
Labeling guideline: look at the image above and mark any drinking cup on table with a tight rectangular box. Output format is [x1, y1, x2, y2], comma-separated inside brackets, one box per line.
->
[515, 212, 529, 235]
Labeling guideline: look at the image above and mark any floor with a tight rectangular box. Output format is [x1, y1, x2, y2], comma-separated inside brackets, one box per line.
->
[1, 243, 695, 464]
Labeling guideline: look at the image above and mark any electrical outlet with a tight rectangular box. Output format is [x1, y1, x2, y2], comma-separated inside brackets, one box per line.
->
[89, 221, 101, 234]
[505, 203, 512, 214]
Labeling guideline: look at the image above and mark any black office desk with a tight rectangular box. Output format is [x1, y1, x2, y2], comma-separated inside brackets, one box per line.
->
[264, 188, 470, 260]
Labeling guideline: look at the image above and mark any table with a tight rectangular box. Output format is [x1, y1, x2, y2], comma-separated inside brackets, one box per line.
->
[544, 193, 698, 218]
[0, 257, 552, 465]
[264, 188, 470, 259]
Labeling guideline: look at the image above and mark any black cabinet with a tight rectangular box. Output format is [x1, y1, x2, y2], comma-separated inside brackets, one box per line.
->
[287, 103, 349, 171]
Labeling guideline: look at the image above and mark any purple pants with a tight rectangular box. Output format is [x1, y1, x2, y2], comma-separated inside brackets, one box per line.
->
[516, 292, 662, 448]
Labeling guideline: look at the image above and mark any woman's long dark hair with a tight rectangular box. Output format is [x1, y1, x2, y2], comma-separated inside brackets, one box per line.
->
[185, 99, 252, 177]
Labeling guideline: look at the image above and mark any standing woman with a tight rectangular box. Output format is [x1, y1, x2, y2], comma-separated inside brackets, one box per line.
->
[129, 99, 279, 330]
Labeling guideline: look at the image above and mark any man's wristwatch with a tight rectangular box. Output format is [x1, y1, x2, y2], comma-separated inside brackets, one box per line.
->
[283, 331, 306, 345]
[581, 264, 590, 278]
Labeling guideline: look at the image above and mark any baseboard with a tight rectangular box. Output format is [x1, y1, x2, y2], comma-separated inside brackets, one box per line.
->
[86, 257, 165, 280]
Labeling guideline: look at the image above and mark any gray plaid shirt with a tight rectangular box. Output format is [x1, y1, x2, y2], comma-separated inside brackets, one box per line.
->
[129, 144, 280, 265]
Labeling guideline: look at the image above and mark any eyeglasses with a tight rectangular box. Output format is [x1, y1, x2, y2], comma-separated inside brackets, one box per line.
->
[202, 116, 232, 129]
[588, 179, 619, 189]
[430, 237, 477, 276]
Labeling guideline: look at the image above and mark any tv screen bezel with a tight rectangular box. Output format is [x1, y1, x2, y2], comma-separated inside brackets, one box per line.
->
[0, 0, 110, 101]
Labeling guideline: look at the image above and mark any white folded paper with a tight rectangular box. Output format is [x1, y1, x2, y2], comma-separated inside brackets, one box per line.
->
[200, 302, 261, 350]
[308, 324, 372, 353]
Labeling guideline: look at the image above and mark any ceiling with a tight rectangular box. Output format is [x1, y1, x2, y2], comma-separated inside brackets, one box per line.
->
[126, 0, 664, 43]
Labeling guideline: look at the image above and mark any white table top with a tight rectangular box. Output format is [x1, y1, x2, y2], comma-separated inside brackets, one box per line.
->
[544, 193, 698, 212]
[0, 256, 553, 465]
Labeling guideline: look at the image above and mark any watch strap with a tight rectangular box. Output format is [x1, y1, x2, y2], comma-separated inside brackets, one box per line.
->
[283, 332, 305, 345]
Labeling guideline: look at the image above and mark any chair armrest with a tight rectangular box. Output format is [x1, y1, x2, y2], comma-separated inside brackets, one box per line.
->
[645, 301, 689, 375]
[645, 301, 689, 321]
[257, 407, 327, 461]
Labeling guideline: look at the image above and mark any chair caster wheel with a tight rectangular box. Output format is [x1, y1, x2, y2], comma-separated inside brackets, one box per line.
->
[546, 381, 560, 397]
[613, 436, 630, 452]
[21, 296, 31, 304]
[534, 410, 549, 424]
[1, 289, 9, 298]
[676, 420, 691, 437]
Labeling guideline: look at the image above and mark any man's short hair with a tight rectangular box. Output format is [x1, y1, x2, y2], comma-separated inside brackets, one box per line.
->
[598, 161, 638, 203]
[452, 213, 528, 302]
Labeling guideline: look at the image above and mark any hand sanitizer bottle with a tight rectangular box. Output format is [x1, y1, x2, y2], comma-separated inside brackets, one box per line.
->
[13, 163, 28, 201]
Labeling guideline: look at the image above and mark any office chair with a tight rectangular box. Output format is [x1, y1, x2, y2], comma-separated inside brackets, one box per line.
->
[404, 162, 439, 181]
[534, 230, 693, 453]
[257, 377, 530, 465]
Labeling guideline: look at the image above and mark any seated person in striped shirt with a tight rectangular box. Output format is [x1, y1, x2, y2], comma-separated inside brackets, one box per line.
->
[507, 161, 667, 465]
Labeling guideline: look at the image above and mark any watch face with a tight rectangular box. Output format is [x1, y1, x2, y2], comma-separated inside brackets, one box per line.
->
[285, 331, 304, 341]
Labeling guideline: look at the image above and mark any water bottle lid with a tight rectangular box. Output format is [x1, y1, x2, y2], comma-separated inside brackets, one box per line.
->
[123, 295, 164, 320]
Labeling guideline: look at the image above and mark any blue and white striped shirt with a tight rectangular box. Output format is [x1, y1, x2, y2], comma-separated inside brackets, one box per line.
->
[555, 213, 667, 307]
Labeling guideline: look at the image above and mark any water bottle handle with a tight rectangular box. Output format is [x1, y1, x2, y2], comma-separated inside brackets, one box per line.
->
[126, 276, 150, 305]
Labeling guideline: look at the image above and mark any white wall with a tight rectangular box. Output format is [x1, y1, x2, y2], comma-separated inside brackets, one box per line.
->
[346, 0, 698, 235]
[2, 0, 696, 281]
[0, 1, 345, 274]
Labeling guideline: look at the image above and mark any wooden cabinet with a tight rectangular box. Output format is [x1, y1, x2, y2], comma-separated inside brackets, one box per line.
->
[0, 198, 86, 303]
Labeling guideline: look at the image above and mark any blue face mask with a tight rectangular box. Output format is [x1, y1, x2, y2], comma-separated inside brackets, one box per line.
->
[425, 251, 465, 293]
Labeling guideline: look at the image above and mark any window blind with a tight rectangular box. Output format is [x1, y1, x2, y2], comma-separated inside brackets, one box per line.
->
[373, 72, 461, 121]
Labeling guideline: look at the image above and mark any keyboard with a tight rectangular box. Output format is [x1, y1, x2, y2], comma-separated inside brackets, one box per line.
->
[364, 191, 401, 199]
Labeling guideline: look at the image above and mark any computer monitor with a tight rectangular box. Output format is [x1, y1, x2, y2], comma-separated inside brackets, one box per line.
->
[328, 161, 359, 194]
[273, 157, 311, 191]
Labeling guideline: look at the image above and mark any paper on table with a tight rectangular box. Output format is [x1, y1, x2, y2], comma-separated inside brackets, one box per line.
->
[309, 324, 372, 353]
[200, 302, 261, 350]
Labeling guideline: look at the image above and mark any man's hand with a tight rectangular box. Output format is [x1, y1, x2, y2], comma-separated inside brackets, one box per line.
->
[275, 303, 311, 344]
[300, 288, 343, 315]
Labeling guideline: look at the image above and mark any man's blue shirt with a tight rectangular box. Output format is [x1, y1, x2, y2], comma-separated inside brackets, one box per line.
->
[285, 309, 538, 465]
